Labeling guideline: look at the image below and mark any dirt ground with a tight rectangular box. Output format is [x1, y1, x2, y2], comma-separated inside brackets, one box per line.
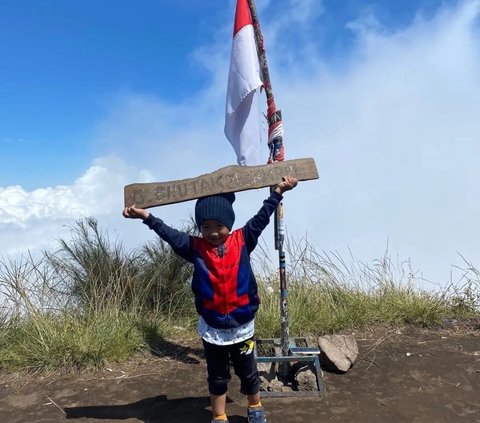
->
[1, 323, 479, 423]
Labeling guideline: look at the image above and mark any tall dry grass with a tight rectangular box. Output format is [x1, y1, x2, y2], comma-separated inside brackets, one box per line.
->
[0, 218, 478, 371]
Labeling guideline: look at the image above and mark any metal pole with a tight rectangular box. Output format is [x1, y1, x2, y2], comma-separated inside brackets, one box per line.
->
[246, 0, 289, 358]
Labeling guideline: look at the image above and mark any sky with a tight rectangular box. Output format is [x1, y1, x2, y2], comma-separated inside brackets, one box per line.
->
[1, 0, 480, 290]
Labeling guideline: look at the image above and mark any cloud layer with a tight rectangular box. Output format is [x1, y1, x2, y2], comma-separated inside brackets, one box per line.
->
[1, 0, 480, 287]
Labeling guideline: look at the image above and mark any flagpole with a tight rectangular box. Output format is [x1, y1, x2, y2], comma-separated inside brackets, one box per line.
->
[246, 0, 289, 359]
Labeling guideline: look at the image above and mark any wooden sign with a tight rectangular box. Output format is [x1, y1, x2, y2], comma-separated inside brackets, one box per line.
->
[124, 157, 319, 209]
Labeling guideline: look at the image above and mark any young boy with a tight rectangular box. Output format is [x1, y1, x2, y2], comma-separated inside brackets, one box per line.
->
[123, 175, 298, 423]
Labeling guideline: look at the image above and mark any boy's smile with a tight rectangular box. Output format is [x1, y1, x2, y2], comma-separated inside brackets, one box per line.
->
[200, 219, 230, 246]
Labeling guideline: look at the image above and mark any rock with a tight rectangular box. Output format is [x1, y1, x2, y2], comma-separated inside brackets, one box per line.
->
[257, 361, 276, 375]
[317, 334, 358, 372]
[294, 364, 318, 391]
[268, 379, 285, 392]
[258, 362, 286, 392]
[258, 362, 277, 382]
[258, 362, 278, 392]
[259, 375, 269, 391]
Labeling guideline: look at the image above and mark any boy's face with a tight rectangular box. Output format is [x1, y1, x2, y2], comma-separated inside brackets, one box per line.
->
[200, 219, 230, 246]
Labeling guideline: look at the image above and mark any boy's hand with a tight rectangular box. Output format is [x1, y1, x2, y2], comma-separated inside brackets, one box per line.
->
[275, 175, 298, 194]
[122, 205, 150, 220]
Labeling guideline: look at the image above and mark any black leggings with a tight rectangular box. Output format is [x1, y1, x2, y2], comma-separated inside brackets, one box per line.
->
[203, 338, 260, 396]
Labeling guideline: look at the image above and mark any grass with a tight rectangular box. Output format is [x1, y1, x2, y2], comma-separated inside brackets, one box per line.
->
[0, 311, 144, 371]
[254, 239, 478, 337]
[0, 218, 478, 372]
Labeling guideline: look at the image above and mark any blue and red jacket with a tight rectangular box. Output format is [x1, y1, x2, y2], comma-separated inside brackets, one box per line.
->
[143, 191, 283, 329]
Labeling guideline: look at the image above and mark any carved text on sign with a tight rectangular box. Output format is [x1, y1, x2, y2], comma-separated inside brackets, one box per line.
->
[124, 158, 319, 209]
[152, 165, 293, 203]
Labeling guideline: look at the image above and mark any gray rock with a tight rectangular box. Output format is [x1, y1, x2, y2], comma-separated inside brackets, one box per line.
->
[258, 362, 277, 382]
[258, 362, 278, 392]
[295, 365, 318, 391]
[268, 379, 285, 392]
[259, 375, 268, 391]
[257, 361, 276, 375]
[317, 334, 358, 372]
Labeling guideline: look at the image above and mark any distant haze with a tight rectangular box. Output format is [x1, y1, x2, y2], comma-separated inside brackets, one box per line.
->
[1, 1, 479, 289]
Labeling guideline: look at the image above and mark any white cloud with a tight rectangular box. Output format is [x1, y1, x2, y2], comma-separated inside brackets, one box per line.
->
[0, 156, 154, 253]
[2, 1, 480, 288]
[275, 0, 480, 286]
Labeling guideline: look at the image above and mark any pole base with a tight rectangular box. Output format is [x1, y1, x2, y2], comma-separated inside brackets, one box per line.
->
[255, 337, 326, 398]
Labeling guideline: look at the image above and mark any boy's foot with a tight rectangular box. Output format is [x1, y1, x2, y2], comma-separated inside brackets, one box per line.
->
[247, 406, 267, 423]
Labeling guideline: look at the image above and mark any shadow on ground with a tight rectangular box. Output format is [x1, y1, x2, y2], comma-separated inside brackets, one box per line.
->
[65, 395, 245, 423]
[142, 326, 204, 365]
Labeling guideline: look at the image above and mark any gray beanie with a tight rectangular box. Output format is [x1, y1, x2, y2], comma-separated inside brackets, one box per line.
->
[195, 193, 236, 230]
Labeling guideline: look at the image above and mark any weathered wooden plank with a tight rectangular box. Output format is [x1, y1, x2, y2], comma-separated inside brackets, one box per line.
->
[124, 157, 319, 209]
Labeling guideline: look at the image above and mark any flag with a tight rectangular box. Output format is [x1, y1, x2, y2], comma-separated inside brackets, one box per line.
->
[224, 0, 263, 166]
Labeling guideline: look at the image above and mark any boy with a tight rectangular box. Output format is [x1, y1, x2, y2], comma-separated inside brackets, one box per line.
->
[123, 175, 298, 423]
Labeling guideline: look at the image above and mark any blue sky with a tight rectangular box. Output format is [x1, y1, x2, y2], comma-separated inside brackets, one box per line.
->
[1, 0, 480, 289]
[1, 0, 442, 187]
[1, 0, 224, 187]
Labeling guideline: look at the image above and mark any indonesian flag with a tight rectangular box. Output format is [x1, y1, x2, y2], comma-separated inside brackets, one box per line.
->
[224, 0, 263, 166]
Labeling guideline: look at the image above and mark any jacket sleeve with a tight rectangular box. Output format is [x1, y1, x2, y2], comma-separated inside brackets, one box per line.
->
[242, 191, 283, 254]
[142, 214, 194, 262]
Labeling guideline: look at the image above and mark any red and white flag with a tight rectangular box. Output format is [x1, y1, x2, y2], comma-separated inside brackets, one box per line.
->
[224, 0, 263, 166]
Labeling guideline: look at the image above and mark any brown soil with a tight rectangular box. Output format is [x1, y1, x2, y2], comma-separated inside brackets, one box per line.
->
[1, 323, 479, 423]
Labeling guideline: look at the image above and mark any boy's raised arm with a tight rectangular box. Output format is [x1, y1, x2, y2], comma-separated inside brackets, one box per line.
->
[123, 205, 193, 262]
[243, 175, 298, 253]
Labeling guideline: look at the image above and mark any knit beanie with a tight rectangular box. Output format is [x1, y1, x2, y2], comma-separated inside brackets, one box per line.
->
[195, 192, 236, 230]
